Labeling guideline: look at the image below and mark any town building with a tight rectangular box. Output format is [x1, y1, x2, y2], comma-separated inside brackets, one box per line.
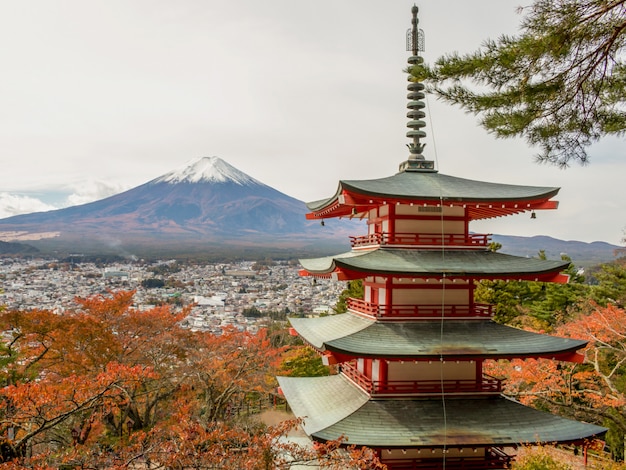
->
[277, 6, 606, 469]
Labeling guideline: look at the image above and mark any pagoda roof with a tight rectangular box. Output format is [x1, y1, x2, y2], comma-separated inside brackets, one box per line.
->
[299, 248, 570, 282]
[289, 314, 586, 359]
[306, 170, 560, 220]
[277, 374, 606, 448]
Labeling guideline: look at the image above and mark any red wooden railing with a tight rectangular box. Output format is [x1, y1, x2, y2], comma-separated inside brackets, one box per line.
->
[381, 451, 511, 470]
[347, 298, 494, 320]
[340, 362, 503, 396]
[349, 232, 491, 248]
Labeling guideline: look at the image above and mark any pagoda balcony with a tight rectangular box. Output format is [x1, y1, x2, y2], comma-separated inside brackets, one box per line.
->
[349, 232, 490, 249]
[340, 362, 503, 397]
[382, 449, 511, 470]
[348, 298, 494, 320]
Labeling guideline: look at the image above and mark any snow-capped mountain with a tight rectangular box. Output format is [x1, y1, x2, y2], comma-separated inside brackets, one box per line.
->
[0, 157, 356, 257]
[154, 156, 263, 186]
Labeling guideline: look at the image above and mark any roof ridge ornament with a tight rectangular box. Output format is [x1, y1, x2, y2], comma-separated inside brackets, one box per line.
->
[399, 5, 437, 173]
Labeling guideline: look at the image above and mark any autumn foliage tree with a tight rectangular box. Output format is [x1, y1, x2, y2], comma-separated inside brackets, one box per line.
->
[0, 291, 383, 469]
[0, 291, 191, 462]
[486, 302, 626, 460]
[278, 346, 331, 378]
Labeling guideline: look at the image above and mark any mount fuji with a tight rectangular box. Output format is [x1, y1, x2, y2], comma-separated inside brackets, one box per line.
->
[0, 157, 357, 258]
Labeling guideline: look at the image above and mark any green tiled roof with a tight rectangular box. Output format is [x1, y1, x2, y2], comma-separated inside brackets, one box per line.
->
[306, 171, 559, 211]
[277, 375, 606, 447]
[299, 248, 569, 277]
[289, 314, 587, 358]
[278, 375, 370, 436]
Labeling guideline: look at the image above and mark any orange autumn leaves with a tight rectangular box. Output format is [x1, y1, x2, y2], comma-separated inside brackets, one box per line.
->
[0, 290, 383, 469]
[487, 303, 626, 418]
[0, 291, 277, 467]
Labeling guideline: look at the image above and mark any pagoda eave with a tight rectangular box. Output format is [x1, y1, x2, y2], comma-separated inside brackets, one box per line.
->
[298, 249, 570, 282]
[277, 375, 605, 448]
[298, 268, 351, 281]
[288, 315, 588, 360]
[322, 343, 588, 362]
[297, 343, 586, 365]
[305, 175, 560, 221]
[300, 266, 570, 283]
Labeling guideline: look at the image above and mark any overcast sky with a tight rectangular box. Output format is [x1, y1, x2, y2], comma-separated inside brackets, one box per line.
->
[1, 1, 624, 246]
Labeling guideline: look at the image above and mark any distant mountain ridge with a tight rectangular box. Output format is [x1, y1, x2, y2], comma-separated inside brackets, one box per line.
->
[0, 157, 359, 257]
[493, 234, 621, 267]
[0, 157, 621, 263]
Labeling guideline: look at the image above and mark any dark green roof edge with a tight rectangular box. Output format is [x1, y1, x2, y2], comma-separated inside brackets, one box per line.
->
[289, 315, 587, 358]
[306, 171, 560, 211]
[299, 248, 569, 277]
[278, 375, 606, 448]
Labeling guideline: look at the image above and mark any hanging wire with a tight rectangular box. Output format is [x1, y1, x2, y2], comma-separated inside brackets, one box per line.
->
[437, 175, 448, 468]
[425, 48, 448, 470]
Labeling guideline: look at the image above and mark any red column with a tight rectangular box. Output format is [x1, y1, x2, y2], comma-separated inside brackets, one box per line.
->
[388, 203, 396, 239]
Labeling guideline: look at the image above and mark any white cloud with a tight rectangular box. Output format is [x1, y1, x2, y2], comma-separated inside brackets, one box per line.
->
[0, 180, 128, 219]
[65, 180, 126, 206]
[0, 193, 57, 219]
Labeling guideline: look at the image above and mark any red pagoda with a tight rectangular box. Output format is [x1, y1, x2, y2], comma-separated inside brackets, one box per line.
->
[277, 6, 606, 470]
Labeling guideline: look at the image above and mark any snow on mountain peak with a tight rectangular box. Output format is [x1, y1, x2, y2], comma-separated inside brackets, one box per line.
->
[155, 157, 263, 186]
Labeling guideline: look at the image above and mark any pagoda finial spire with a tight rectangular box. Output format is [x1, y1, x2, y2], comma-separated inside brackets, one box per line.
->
[399, 5, 436, 173]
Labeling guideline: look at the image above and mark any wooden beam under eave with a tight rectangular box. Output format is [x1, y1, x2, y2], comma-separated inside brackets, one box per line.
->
[537, 351, 586, 363]
[298, 269, 334, 279]
[533, 200, 559, 210]
[548, 272, 571, 284]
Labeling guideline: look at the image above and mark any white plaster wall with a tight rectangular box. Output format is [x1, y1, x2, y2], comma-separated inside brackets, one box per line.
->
[392, 288, 468, 305]
[388, 361, 476, 381]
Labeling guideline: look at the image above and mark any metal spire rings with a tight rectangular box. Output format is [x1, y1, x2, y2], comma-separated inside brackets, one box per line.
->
[399, 5, 435, 173]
